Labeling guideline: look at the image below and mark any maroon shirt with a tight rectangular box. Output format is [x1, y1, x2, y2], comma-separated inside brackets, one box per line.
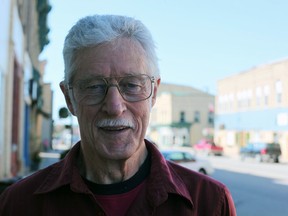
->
[0, 140, 236, 216]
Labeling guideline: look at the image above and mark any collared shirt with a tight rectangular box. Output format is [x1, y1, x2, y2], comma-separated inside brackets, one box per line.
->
[0, 140, 236, 216]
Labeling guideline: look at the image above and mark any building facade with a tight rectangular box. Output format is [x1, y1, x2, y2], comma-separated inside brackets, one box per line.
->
[215, 59, 288, 160]
[0, 0, 52, 179]
[148, 83, 215, 148]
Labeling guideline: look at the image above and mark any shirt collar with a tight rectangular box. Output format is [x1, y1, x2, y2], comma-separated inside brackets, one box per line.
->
[35, 141, 90, 194]
[144, 140, 194, 209]
[34, 140, 194, 209]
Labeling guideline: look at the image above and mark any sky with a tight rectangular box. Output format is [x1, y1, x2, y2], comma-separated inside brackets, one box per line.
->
[40, 0, 288, 122]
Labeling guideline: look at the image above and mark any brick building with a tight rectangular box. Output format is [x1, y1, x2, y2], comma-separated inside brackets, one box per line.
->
[0, 0, 52, 179]
[215, 58, 288, 161]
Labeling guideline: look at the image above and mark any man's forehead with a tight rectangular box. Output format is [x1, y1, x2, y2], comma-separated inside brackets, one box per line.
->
[72, 72, 149, 85]
[76, 72, 139, 81]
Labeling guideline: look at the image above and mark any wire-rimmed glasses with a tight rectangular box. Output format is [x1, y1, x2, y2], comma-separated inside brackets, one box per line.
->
[68, 74, 155, 105]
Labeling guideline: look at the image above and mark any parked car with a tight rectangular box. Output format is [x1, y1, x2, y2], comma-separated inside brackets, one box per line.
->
[193, 139, 224, 156]
[240, 142, 281, 163]
[160, 148, 214, 175]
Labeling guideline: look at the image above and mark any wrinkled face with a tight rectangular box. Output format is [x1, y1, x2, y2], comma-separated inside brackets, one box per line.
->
[61, 38, 159, 161]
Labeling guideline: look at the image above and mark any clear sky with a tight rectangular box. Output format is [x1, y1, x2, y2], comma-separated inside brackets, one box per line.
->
[41, 0, 288, 122]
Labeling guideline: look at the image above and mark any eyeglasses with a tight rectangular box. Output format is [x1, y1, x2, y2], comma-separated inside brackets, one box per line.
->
[68, 74, 155, 105]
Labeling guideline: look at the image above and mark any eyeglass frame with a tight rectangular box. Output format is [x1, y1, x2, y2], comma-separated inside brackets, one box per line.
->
[67, 74, 155, 105]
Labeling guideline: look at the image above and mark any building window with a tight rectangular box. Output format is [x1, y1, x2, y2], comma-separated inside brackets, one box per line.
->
[223, 94, 228, 111]
[218, 95, 224, 113]
[246, 89, 252, 108]
[263, 85, 270, 106]
[208, 111, 214, 124]
[194, 111, 200, 123]
[256, 86, 262, 106]
[180, 111, 186, 123]
[229, 93, 234, 111]
[237, 91, 242, 108]
[275, 80, 282, 104]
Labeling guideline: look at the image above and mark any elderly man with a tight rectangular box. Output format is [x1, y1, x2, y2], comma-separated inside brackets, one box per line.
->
[0, 15, 236, 215]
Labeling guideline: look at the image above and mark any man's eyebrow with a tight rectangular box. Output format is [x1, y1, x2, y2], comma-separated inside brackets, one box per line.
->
[75, 75, 104, 82]
[73, 72, 142, 84]
[74, 77, 102, 85]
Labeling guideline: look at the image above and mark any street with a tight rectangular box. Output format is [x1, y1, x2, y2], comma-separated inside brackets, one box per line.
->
[210, 156, 288, 216]
[38, 151, 288, 216]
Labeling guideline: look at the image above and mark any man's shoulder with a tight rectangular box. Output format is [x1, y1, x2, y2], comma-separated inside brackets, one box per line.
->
[166, 160, 226, 191]
[1, 162, 61, 197]
[146, 140, 226, 191]
[4, 144, 80, 197]
[162, 159, 236, 215]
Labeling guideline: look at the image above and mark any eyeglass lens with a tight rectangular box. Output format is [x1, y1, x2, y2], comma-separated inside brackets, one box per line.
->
[71, 74, 154, 105]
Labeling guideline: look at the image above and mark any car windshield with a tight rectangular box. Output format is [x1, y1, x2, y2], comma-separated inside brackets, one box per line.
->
[162, 151, 184, 161]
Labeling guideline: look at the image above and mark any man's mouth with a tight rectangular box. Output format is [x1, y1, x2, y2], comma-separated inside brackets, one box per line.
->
[99, 126, 130, 131]
[96, 119, 135, 132]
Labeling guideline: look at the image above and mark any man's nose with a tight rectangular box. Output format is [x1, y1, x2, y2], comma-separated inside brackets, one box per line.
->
[102, 86, 126, 116]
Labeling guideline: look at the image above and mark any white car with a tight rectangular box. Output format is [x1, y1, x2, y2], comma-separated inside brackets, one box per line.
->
[160, 148, 214, 175]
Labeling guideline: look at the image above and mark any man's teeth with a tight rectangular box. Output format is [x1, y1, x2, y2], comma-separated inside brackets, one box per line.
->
[102, 126, 127, 130]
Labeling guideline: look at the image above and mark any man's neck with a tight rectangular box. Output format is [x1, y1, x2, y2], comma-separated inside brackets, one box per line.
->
[77, 145, 148, 184]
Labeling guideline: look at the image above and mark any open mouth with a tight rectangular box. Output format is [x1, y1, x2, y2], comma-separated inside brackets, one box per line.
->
[96, 119, 134, 133]
[99, 126, 130, 132]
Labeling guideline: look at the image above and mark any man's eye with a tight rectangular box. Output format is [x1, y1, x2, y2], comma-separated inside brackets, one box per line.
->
[83, 82, 106, 94]
[87, 84, 105, 89]
[120, 82, 142, 93]
[126, 82, 141, 88]
[121, 80, 142, 88]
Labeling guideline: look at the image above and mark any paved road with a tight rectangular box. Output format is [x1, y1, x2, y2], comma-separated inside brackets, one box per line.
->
[210, 155, 288, 182]
[210, 156, 288, 216]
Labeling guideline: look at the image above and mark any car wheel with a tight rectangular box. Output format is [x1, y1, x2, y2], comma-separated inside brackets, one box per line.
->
[273, 156, 279, 163]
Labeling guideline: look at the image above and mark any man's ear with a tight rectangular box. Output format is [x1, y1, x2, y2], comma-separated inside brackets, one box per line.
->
[59, 81, 77, 116]
[151, 78, 161, 107]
